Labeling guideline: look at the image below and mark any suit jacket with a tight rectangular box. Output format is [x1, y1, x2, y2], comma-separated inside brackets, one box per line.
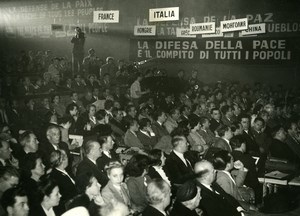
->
[50, 168, 77, 203]
[40, 141, 72, 170]
[216, 170, 245, 201]
[170, 201, 199, 216]
[101, 180, 131, 207]
[29, 204, 47, 216]
[251, 128, 271, 154]
[152, 121, 169, 140]
[142, 205, 165, 216]
[195, 181, 241, 216]
[164, 151, 194, 185]
[242, 130, 259, 156]
[76, 157, 109, 187]
[188, 130, 207, 152]
[209, 119, 222, 133]
[126, 176, 150, 212]
[136, 130, 157, 151]
[66, 193, 100, 216]
[213, 137, 232, 152]
[96, 151, 118, 172]
[222, 116, 233, 127]
[124, 130, 144, 149]
[198, 129, 215, 146]
[270, 138, 297, 162]
[285, 134, 300, 163]
[231, 151, 259, 187]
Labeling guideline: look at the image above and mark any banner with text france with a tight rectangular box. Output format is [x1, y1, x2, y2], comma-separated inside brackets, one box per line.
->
[93, 10, 119, 23]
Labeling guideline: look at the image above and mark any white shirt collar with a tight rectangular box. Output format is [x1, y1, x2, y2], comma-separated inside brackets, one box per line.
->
[103, 150, 111, 158]
[173, 150, 188, 166]
[87, 157, 97, 165]
[0, 158, 6, 166]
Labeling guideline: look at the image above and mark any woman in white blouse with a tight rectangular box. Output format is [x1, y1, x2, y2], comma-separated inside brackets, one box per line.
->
[148, 149, 171, 186]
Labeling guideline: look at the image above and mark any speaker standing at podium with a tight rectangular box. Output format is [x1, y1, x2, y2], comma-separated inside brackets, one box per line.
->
[71, 27, 85, 75]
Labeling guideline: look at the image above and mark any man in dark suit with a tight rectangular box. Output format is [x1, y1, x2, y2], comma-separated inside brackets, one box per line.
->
[194, 160, 244, 216]
[96, 135, 118, 172]
[213, 125, 233, 152]
[164, 135, 194, 186]
[230, 135, 262, 204]
[0, 138, 13, 167]
[40, 125, 72, 170]
[77, 140, 108, 187]
[137, 118, 157, 151]
[179, 105, 190, 123]
[221, 105, 234, 127]
[239, 114, 259, 156]
[270, 126, 298, 163]
[209, 108, 223, 133]
[151, 109, 169, 141]
[285, 121, 300, 163]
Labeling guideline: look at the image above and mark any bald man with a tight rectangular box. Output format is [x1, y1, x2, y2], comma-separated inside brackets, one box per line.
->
[194, 160, 244, 216]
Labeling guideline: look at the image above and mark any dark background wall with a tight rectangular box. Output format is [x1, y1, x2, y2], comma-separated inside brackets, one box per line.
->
[0, 0, 300, 85]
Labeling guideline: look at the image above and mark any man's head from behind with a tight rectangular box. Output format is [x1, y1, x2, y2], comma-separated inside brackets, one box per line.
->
[0, 167, 19, 193]
[1, 187, 29, 216]
[194, 160, 216, 185]
[176, 181, 201, 211]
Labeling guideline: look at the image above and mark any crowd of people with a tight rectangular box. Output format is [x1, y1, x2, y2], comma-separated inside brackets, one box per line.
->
[0, 47, 300, 216]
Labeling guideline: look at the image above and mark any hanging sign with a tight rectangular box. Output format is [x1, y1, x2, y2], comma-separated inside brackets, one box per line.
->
[93, 10, 119, 23]
[241, 23, 266, 36]
[190, 22, 215, 34]
[149, 7, 179, 22]
[176, 28, 196, 38]
[134, 25, 156, 36]
[220, 18, 248, 32]
[202, 27, 224, 38]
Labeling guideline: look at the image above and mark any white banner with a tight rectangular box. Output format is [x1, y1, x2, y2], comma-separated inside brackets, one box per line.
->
[241, 23, 266, 36]
[176, 28, 196, 38]
[134, 25, 156, 36]
[149, 7, 179, 22]
[190, 22, 215, 34]
[93, 10, 119, 23]
[220, 18, 248, 32]
[202, 27, 223, 38]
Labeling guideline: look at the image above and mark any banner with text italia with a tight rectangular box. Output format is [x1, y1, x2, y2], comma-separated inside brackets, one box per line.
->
[130, 38, 297, 64]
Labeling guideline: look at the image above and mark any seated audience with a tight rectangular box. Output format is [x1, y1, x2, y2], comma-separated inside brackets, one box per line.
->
[68, 172, 104, 216]
[102, 161, 132, 212]
[164, 134, 194, 186]
[137, 118, 157, 151]
[142, 179, 171, 216]
[96, 135, 118, 172]
[30, 177, 61, 216]
[148, 149, 171, 186]
[1, 187, 29, 216]
[125, 154, 151, 212]
[49, 150, 77, 212]
[194, 160, 244, 216]
[124, 119, 144, 149]
[170, 181, 202, 216]
[77, 140, 108, 187]
[212, 150, 255, 211]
